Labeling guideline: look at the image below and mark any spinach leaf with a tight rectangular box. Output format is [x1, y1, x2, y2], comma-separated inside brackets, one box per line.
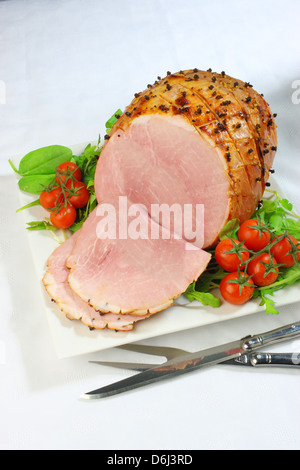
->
[18, 145, 72, 176]
[18, 174, 56, 194]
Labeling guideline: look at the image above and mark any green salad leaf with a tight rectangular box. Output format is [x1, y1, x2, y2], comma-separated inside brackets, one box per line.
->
[255, 189, 300, 238]
[184, 190, 300, 313]
[218, 218, 240, 240]
[184, 282, 221, 308]
[105, 109, 122, 134]
[18, 173, 56, 194]
[68, 141, 102, 232]
[12, 110, 122, 235]
[11, 111, 299, 317]
[16, 145, 72, 176]
[26, 220, 58, 231]
[10, 145, 73, 194]
[16, 199, 40, 213]
[253, 291, 280, 315]
[251, 263, 300, 315]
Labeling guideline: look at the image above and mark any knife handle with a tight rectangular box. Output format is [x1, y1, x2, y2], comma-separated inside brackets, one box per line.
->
[242, 322, 300, 351]
[250, 352, 300, 367]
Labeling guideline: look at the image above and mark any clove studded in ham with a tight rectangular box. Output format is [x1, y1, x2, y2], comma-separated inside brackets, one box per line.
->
[43, 68, 277, 329]
[95, 69, 277, 248]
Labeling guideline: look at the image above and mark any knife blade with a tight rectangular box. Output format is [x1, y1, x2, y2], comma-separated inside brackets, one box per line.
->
[81, 321, 300, 399]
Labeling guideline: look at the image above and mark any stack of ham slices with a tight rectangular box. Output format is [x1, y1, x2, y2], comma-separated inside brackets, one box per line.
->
[43, 68, 277, 331]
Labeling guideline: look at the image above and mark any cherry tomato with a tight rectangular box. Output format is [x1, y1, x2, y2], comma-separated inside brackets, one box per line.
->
[50, 203, 77, 229]
[247, 253, 279, 286]
[270, 235, 300, 268]
[56, 162, 82, 185]
[238, 219, 271, 251]
[39, 187, 63, 211]
[67, 181, 90, 209]
[220, 271, 255, 305]
[215, 238, 249, 272]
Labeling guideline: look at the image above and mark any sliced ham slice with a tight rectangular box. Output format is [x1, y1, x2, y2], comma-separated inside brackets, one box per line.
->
[43, 68, 277, 330]
[43, 230, 152, 331]
[66, 201, 211, 315]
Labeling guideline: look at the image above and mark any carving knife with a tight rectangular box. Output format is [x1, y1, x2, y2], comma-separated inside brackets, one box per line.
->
[80, 321, 300, 400]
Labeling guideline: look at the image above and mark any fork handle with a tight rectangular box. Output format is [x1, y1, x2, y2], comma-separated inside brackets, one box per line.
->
[250, 352, 300, 367]
[242, 322, 300, 351]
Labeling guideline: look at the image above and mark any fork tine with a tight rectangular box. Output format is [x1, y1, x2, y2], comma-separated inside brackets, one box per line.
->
[89, 360, 154, 370]
[117, 343, 189, 360]
[88, 344, 191, 371]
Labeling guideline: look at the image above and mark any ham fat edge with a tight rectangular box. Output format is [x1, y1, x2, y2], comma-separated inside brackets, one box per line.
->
[43, 69, 277, 330]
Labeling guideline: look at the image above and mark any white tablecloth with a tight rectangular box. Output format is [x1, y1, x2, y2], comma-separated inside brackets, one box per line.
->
[0, 0, 299, 450]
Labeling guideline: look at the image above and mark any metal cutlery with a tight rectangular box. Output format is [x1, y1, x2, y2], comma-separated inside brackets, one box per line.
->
[89, 343, 300, 370]
[81, 321, 300, 399]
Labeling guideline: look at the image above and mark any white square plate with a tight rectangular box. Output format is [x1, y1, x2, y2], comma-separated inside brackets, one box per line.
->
[14, 143, 300, 358]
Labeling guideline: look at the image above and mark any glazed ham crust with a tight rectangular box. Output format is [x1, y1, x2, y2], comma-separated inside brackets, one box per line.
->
[43, 68, 278, 330]
[99, 69, 277, 245]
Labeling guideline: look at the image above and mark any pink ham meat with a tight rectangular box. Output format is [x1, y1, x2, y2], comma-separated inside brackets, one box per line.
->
[95, 114, 228, 248]
[43, 229, 152, 330]
[43, 68, 277, 330]
[66, 200, 211, 315]
[95, 69, 277, 248]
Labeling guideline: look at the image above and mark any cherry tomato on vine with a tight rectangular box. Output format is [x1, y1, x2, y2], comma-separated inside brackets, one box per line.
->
[56, 162, 82, 185]
[50, 203, 77, 229]
[247, 253, 279, 287]
[220, 271, 255, 305]
[39, 187, 63, 211]
[215, 238, 249, 272]
[67, 181, 90, 209]
[238, 219, 271, 251]
[270, 235, 300, 268]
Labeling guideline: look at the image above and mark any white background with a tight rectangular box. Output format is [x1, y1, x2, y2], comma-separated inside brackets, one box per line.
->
[0, 0, 299, 450]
